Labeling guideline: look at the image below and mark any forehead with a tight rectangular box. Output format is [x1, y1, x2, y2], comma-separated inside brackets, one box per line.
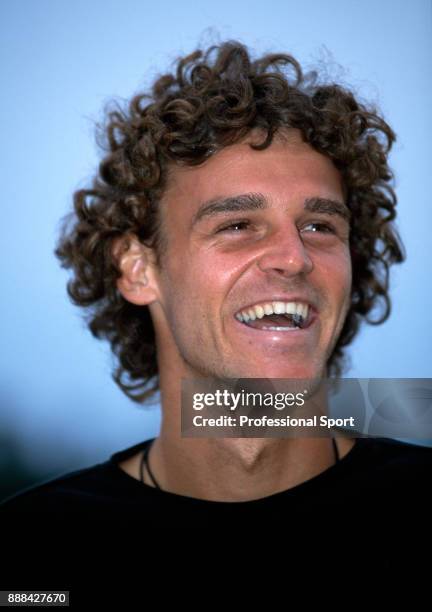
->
[160, 129, 344, 219]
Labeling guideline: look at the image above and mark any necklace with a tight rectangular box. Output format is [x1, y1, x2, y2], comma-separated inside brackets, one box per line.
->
[140, 439, 161, 489]
[139, 437, 341, 490]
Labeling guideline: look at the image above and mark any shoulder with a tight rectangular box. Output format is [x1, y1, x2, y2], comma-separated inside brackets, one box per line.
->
[363, 437, 432, 467]
[0, 462, 110, 514]
[1, 440, 152, 516]
[345, 437, 432, 505]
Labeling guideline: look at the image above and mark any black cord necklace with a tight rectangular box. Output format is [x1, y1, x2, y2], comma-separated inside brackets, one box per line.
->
[139, 437, 340, 490]
[332, 436, 340, 462]
[140, 440, 161, 489]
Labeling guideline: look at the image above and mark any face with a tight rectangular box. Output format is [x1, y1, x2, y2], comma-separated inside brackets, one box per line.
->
[149, 129, 352, 381]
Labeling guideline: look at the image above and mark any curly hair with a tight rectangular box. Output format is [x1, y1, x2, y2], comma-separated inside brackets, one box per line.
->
[54, 39, 405, 404]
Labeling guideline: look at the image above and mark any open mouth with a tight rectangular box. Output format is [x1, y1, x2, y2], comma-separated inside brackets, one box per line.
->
[234, 301, 313, 331]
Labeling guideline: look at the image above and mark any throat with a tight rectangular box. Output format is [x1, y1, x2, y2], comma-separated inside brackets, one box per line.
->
[214, 438, 276, 473]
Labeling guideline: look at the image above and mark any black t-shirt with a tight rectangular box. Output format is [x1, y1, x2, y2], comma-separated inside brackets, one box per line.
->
[2, 435, 431, 594]
[1, 436, 431, 528]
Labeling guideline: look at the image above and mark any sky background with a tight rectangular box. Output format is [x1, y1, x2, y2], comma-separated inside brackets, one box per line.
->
[1, 0, 431, 496]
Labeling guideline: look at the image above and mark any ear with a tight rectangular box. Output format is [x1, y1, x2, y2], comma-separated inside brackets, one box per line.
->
[112, 233, 160, 306]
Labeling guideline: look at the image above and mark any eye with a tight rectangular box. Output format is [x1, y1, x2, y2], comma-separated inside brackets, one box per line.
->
[216, 220, 251, 233]
[301, 222, 336, 234]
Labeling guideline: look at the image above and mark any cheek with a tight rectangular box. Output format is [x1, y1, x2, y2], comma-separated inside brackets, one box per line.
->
[179, 247, 246, 297]
[158, 252, 223, 327]
[339, 249, 352, 297]
[335, 255, 352, 320]
[313, 249, 352, 305]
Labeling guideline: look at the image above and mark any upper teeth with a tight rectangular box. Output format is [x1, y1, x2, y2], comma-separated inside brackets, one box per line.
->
[235, 301, 310, 323]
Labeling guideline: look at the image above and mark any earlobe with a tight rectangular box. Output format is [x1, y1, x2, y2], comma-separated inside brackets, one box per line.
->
[112, 234, 158, 306]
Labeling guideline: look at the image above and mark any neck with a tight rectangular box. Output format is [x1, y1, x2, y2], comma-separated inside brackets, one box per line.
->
[147, 431, 353, 502]
[146, 396, 354, 502]
[143, 358, 354, 501]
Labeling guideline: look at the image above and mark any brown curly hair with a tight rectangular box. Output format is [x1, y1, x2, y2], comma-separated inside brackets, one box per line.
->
[54, 40, 405, 404]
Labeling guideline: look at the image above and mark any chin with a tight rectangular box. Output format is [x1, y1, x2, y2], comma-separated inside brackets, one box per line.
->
[237, 363, 323, 380]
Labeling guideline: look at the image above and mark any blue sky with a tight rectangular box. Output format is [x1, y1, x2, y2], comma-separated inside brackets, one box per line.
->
[0, 0, 431, 476]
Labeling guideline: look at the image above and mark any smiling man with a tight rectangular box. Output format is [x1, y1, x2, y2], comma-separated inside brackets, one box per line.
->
[2, 40, 431, 525]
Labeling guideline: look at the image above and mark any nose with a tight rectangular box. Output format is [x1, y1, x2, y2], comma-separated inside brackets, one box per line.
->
[256, 223, 314, 279]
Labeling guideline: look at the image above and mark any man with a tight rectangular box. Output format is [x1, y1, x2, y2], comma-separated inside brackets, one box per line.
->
[1, 40, 430, 527]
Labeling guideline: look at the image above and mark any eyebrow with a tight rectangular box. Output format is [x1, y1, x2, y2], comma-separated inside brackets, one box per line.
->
[191, 192, 351, 227]
[305, 196, 351, 222]
[191, 192, 265, 227]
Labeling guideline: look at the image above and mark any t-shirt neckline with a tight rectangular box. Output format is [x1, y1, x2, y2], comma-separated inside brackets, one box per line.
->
[108, 436, 370, 506]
